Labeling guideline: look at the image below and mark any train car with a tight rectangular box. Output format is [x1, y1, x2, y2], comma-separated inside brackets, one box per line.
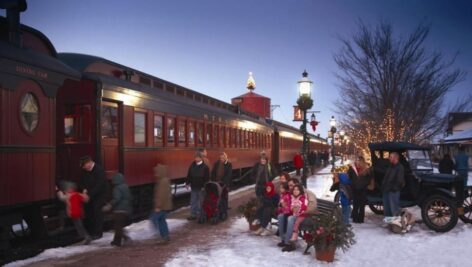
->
[0, 2, 80, 246]
[272, 121, 329, 170]
[56, 53, 275, 214]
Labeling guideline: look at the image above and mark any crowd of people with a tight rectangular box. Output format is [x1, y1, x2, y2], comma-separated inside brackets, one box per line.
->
[250, 152, 318, 252]
[56, 145, 469, 250]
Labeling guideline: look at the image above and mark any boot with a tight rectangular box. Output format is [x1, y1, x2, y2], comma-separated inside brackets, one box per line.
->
[282, 242, 296, 252]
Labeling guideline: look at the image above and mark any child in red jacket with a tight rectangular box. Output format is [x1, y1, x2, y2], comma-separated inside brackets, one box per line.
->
[276, 182, 292, 247]
[57, 182, 91, 245]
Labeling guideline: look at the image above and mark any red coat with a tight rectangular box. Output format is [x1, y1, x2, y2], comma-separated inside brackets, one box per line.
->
[68, 192, 86, 219]
[293, 154, 303, 169]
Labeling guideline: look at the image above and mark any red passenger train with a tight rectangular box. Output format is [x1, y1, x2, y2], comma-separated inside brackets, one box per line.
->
[0, 2, 329, 247]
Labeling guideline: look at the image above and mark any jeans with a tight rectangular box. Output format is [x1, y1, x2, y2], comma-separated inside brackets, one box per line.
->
[277, 214, 288, 242]
[112, 212, 130, 245]
[284, 215, 297, 243]
[383, 191, 401, 217]
[72, 219, 90, 239]
[150, 211, 169, 239]
[342, 204, 351, 225]
[190, 188, 203, 216]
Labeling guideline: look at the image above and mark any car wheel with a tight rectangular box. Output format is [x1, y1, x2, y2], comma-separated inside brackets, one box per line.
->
[421, 194, 458, 232]
[369, 203, 384, 215]
[459, 194, 472, 224]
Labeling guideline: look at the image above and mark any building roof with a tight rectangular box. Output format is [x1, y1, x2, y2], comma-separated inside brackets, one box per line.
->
[232, 91, 270, 99]
[447, 112, 472, 132]
[444, 128, 472, 143]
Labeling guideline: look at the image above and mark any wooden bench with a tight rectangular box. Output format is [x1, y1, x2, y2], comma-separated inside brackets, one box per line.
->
[298, 198, 340, 254]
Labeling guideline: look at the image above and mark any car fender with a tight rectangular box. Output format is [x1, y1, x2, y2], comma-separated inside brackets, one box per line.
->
[420, 188, 455, 202]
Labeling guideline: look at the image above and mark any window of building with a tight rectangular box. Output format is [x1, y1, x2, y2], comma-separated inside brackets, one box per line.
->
[224, 127, 229, 148]
[134, 112, 146, 145]
[154, 115, 163, 145]
[167, 117, 175, 146]
[101, 102, 118, 139]
[178, 119, 186, 145]
[188, 121, 195, 146]
[64, 104, 92, 143]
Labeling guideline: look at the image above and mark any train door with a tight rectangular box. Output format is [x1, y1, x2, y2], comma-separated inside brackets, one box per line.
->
[272, 132, 280, 167]
[99, 100, 123, 177]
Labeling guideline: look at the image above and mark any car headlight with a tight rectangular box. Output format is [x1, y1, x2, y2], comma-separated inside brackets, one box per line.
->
[451, 187, 457, 197]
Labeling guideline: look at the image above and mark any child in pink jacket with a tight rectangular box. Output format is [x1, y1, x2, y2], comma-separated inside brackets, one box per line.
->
[282, 185, 307, 252]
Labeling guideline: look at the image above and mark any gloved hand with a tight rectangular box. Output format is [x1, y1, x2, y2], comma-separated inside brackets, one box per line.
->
[102, 203, 112, 212]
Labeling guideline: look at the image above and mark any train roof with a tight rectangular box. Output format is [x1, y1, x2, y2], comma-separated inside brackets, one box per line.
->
[0, 17, 80, 96]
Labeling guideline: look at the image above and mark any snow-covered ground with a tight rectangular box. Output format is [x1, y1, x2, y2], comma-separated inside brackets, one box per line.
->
[6, 219, 186, 267]
[166, 164, 472, 267]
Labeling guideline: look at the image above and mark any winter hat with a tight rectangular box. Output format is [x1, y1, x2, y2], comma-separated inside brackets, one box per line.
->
[264, 182, 276, 197]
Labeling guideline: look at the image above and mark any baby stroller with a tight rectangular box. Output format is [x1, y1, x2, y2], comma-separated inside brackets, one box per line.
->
[198, 181, 229, 224]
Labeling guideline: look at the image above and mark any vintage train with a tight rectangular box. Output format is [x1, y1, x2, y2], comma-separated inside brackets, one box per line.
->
[0, 1, 328, 247]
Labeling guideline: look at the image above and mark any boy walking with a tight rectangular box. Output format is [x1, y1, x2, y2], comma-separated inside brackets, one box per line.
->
[150, 164, 173, 244]
[56, 183, 91, 245]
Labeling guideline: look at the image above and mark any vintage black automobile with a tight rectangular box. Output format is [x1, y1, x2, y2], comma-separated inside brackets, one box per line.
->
[366, 142, 470, 232]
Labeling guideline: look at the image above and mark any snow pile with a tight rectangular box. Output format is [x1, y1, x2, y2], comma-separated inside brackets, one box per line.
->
[6, 219, 186, 267]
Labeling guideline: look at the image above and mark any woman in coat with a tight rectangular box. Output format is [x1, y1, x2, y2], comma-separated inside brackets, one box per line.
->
[348, 157, 371, 223]
[211, 152, 233, 188]
[252, 152, 277, 198]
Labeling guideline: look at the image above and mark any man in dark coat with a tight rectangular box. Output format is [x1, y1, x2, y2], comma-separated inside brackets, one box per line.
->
[79, 156, 108, 239]
[186, 151, 210, 220]
[381, 152, 404, 217]
[438, 154, 454, 174]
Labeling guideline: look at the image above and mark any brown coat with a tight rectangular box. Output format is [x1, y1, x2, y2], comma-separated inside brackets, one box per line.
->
[153, 165, 173, 211]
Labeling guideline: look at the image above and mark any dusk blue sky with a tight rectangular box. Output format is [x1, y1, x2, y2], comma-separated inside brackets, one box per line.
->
[6, 0, 471, 137]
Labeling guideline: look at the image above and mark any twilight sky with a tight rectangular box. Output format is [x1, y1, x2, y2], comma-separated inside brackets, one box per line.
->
[6, 0, 471, 137]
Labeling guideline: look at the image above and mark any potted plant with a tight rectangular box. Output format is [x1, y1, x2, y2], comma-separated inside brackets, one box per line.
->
[238, 197, 260, 231]
[306, 208, 355, 262]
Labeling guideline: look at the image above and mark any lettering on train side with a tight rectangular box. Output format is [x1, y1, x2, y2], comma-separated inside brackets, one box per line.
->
[15, 65, 48, 79]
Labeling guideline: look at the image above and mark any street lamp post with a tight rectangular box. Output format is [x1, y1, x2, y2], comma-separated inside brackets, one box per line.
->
[329, 116, 337, 171]
[339, 130, 345, 164]
[297, 70, 313, 188]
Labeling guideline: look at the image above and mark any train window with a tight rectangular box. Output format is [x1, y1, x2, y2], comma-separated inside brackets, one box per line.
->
[20, 92, 40, 133]
[178, 119, 186, 145]
[218, 126, 225, 147]
[225, 128, 231, 147]
[206, 124, 212, 146]
[213, 125, 218, 146]
[134, 112, 146, 145]
[153, 115, 163, 146]
[197, 123, 204, 145]
[64, 104, 92, 143]
[237, 129, 241, 148]
[167, 117, 175, 146]
[101, 102, 118, 139]
[188, 121, 195, 146]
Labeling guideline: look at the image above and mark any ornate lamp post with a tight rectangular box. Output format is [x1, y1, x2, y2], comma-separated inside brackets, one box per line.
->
[296, 70, 313, 188]
[329, 116, 337, 171]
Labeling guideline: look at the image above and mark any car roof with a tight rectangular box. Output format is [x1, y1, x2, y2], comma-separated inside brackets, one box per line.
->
[368, 142, 429, 152]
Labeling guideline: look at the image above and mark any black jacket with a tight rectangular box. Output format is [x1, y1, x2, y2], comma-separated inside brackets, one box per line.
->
[211, 161, 233, 187]
[381, 163, 405, 193]
[251, 162, 277, 186]
[186, 162, 210, 190]
[438, 158, 454, 174]
[348, 166, 371, 190]
[79, 163, 108, 205]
